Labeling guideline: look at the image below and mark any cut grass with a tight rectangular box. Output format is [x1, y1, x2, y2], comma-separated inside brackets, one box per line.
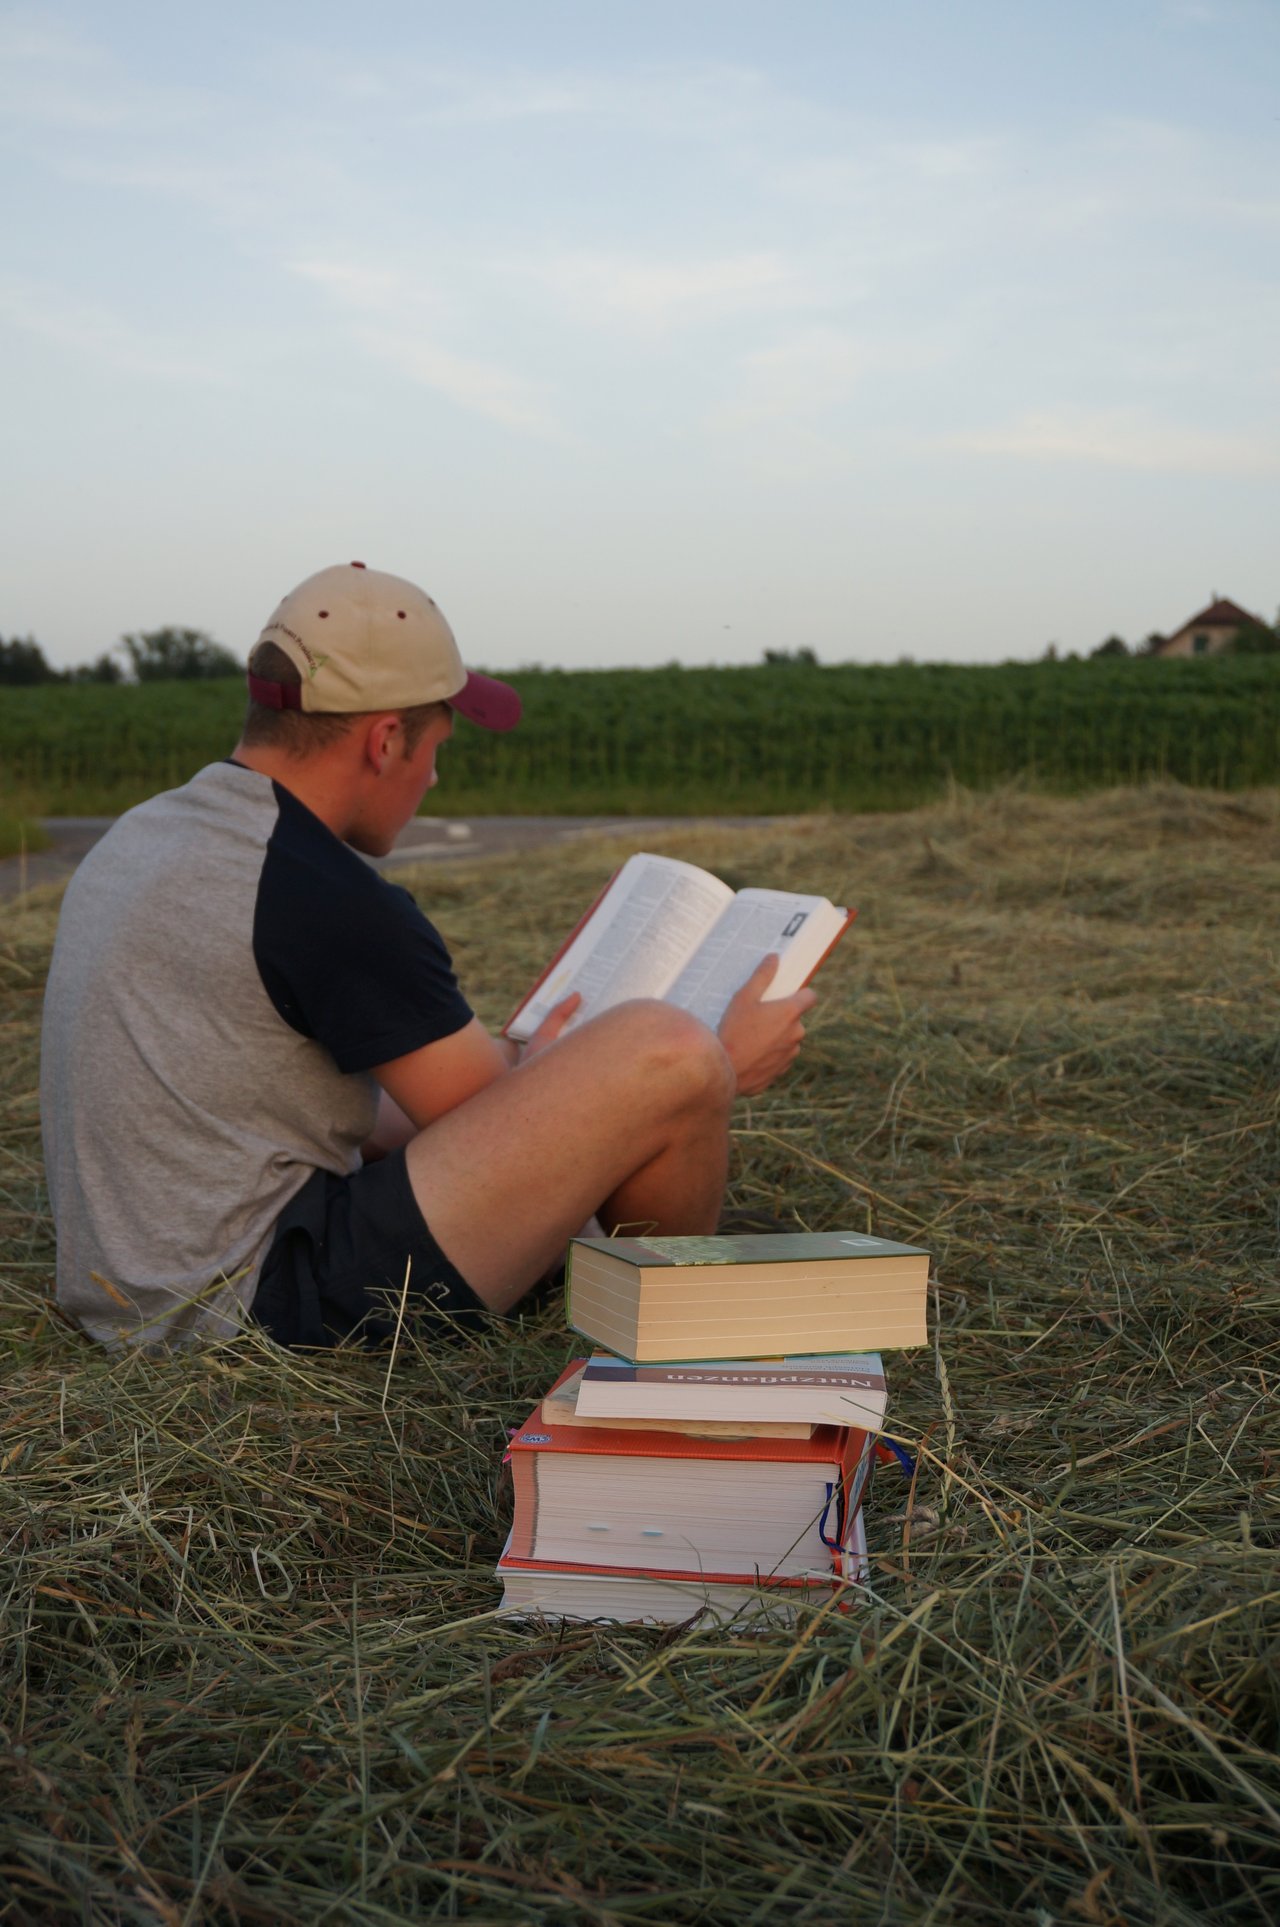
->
[1, 781, 1277, 1924]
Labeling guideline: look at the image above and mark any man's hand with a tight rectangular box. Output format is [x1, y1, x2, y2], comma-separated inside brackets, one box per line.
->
[717, 955, 816, 1097]
[519, 991, 583, 1060]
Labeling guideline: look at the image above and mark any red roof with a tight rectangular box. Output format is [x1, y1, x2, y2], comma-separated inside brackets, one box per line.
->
[1173, 597, 1264, 632]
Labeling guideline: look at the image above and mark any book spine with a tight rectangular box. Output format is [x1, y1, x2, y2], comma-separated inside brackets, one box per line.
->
[802, 905, 857, 987]
[507, 1446, 541, 1560]
[508, 1421, 858, 1465]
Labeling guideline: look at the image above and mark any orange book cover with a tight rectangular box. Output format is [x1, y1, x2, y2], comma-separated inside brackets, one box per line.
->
[806, 906, 856, 982]
[496, 1548, 846, 1590]
[506, 1362, 870, 1571]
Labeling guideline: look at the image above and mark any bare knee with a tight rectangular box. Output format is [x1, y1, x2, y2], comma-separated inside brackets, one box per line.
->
[598, 1000, 735, 1115]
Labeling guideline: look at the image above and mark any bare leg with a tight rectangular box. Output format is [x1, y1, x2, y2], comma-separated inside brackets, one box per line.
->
[402, 1000, 734, 1313]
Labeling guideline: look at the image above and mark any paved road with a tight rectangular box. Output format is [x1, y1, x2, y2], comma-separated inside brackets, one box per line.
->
[0, 812, 775, 903]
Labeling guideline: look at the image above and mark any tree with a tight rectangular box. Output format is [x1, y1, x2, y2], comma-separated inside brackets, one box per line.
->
[763, 646, 819, 666]
[1091, 635, 1129, 658]
[1230, 618, 1279, 655]
[120, 627, 240, 681]
[0, 635, 60, 684]
[68, 652, 124, 684]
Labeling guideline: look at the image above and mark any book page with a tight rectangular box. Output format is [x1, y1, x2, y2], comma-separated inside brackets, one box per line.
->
[508, 853, 733, 1039]
[666, 889, 847, 1028]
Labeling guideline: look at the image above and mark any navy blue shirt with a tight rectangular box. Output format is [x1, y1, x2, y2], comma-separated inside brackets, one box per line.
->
[253, 777, 472, 1073]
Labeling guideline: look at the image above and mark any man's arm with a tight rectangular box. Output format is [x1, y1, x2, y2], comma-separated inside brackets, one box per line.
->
[368, 960, 806, 1152]
[371, 992, 585, 1137]
[374, 1017, 511, 1132]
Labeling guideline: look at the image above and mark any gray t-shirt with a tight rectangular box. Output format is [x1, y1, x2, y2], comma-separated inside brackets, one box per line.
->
[40, 761, 472, 1346]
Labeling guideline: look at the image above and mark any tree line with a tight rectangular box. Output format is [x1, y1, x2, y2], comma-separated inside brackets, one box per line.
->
[0, 628, 239, 686]
[1085, 616, 1280, 658]
[4, 616, 1277, 687]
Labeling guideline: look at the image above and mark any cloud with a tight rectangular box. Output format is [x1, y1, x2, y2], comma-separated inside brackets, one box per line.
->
[716, 328, 868, 428]
[0, 13, 97, 67]
[290, 258, 561, 438]
[768, 134, 1008, 212]
[886, 136, 1009, 183]
[1, 19, 348, 227]
[0, 277, 232, 384]
[951, 408, 1280, 475]
[291, 258, 431, 319]
[711, 321, 955, 439]
[693, 327, 881, 483]
[275, 60, 616, 129]
[54, 135, 361, 240]
[413, 71, 628, 126]
[356, 329, 563, 437]
[519, 249, 809, 333]
[0, 13, 127, 130]
[373, 58, 782, 144]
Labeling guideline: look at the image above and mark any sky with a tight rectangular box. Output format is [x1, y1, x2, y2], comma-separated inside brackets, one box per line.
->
[2, 0, 1278, 673]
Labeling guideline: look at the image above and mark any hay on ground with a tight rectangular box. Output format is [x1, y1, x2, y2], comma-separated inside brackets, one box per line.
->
[0, 783, 1277, 1925]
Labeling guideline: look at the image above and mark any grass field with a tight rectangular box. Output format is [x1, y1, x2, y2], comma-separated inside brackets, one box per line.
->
[1, 784, 1277, 1923]
[1, 653, 1277, 818]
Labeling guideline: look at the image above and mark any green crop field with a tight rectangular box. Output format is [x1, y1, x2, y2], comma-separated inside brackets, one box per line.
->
[0, 816, 49, 861]
[1, 654, 1277, 820]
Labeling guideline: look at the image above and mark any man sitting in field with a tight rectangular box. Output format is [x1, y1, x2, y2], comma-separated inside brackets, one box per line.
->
[40, 561, 814, 1349]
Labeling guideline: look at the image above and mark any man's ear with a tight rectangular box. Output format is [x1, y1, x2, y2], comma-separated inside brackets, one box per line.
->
[362, 713, 404, 774]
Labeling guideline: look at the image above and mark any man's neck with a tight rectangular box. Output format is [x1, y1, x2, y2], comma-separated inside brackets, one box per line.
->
[230, 741, 357, 842]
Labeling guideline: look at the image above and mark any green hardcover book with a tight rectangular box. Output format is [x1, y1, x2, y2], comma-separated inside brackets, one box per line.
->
[566, 1231, 929, 1363]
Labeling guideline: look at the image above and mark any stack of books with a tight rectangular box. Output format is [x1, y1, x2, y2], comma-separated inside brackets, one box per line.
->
[497, 1230, 930, 1625]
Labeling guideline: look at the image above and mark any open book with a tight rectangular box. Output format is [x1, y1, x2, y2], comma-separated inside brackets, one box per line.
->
[505, 851, 854, 1042]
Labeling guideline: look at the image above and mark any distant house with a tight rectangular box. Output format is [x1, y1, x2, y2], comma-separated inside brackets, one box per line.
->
[1151, 596, 1265, 658]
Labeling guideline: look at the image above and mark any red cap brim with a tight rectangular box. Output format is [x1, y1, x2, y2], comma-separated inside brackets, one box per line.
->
[449, 669, 522, 732]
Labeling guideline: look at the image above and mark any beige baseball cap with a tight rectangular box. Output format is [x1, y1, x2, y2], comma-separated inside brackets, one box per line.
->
[248, 560, 521, 731]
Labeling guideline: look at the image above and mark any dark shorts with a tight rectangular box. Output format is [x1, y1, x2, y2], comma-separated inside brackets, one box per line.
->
[251, 1148, 488, 1349]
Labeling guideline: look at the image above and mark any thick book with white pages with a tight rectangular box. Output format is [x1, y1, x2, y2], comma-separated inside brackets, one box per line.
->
[496, 1512, 869, 1625]
[505, 1366, 873, 1582]
[505, 851, 853, 1042]
[566, 1231, 929, 1363]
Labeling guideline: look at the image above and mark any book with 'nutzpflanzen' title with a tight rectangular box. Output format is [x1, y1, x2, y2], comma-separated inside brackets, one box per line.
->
[574, 1350, 888, 1431]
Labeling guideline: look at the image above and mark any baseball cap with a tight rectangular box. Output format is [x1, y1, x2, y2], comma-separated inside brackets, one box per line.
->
[247, 561, 521, 731]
